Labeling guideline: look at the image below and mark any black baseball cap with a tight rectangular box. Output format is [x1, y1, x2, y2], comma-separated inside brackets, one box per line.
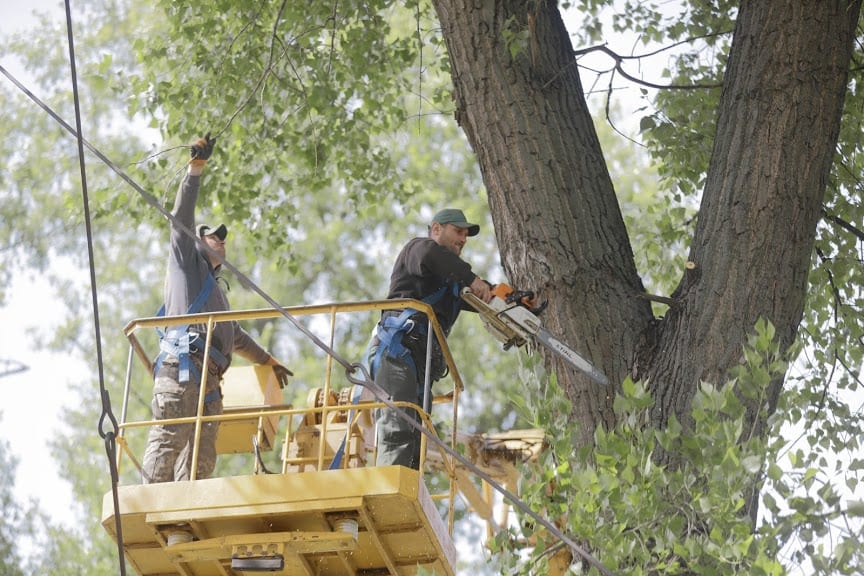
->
[198, 223, 228, 240]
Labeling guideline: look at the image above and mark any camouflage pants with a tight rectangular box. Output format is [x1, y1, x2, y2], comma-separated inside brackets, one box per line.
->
[141, 357, 224, 483]
[374, 353, 426, 470]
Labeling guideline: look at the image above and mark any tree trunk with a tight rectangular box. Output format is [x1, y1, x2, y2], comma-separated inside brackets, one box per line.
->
[433, 0, 655, 448]
[648, 0, 859, 437]
[432, 0, 860, 455]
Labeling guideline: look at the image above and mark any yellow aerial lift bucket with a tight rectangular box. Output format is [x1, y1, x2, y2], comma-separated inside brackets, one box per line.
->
[102, 300, 467, 575]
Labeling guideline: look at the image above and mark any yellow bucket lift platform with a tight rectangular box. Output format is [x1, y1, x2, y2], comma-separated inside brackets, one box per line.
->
[102, 300, 546, 575]
[101, 466, 455, 575]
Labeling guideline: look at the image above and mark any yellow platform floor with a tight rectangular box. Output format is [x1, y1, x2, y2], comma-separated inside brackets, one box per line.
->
[101, 466, 456, 576]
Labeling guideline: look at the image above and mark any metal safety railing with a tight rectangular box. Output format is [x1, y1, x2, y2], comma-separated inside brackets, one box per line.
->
[113, 299, 465, 533]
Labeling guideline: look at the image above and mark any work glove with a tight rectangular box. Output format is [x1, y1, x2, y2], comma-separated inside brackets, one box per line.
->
[189, 132, 216, 173]
[271, 361, 294, 389]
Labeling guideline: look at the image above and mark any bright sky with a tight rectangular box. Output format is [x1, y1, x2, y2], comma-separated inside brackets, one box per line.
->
[0, 276, 83, 527]
[1, 0, 83, 528]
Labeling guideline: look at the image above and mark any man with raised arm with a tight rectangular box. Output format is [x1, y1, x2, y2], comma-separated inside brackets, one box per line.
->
[141, 133, 292, 483]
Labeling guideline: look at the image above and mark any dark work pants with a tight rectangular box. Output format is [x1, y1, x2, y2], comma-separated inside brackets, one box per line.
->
[374, 353, 425, 469]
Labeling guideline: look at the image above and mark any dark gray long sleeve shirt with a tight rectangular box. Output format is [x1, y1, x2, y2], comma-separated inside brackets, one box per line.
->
[163, 173, 271, 366]
[384, 237, 478, 335]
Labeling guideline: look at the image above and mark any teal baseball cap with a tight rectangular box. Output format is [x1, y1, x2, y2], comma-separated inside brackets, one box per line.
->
[432, 208, 480, 236]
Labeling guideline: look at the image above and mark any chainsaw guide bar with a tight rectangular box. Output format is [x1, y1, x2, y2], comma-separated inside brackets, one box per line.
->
[462, 286, 609, 387]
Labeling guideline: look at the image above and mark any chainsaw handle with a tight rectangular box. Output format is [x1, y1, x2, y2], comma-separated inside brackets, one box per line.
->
[507, 289, 536, 306]
[493, 283, 547, 316]
[527, 298, 548, 316]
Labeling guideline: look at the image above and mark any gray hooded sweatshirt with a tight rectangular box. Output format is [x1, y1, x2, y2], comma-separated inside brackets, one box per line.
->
[162, 173, 271, 367]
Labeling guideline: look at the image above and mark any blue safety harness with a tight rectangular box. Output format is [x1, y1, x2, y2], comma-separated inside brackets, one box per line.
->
[369, 281, 461, 379]
[153, 273, 229, 403]
[335, 282, 461, 470]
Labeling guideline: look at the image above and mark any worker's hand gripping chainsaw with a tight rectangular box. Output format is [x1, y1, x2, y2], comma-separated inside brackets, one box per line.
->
[462, 283, 609, 386]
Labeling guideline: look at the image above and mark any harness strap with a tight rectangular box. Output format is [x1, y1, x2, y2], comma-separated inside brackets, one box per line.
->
[152, 356, 224, 405]
[175, 362, 222, 404]
[154, 330, 229, 382]
[154, 273, 226, 384]
[370, 282, 456, 378]
[157, 329, 195, 382]
[203, 388, 221, 404]
[154, 273, 215, 328]
[328, 385, 365, 470]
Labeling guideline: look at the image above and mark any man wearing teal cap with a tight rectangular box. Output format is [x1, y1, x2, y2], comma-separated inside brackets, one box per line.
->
[369, 208, 492, 469]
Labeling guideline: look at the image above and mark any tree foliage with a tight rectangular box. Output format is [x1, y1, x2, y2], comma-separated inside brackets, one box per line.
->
[0, 433, 32, 576]
[505, 325, 780, 576]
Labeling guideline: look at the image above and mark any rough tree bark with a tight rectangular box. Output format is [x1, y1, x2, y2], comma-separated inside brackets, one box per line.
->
[432, 0, 860, 468]
[434, 0, 655, 449]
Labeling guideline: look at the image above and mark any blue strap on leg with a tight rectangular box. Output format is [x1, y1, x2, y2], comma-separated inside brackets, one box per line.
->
[328, 385, 365, 470]
[156, 328, 193, 381]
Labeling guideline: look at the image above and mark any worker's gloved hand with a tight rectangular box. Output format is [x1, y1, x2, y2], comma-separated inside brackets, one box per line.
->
[189, 132, 216, 173]
[469, 276, 492, 303]
[271, 361, 294, 389]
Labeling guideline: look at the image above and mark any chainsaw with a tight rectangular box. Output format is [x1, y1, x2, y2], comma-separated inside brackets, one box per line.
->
[462, 283, 609, 386]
